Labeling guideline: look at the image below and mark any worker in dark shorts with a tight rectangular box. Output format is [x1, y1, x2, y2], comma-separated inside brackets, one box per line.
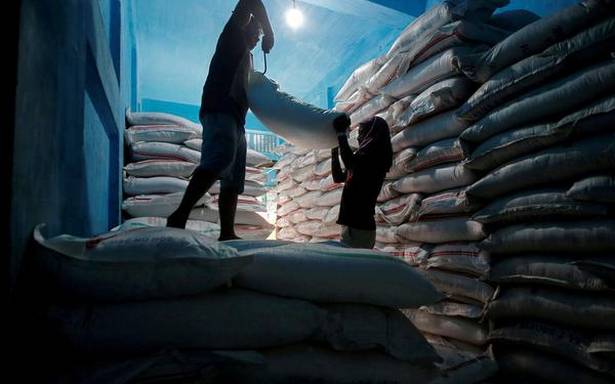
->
[331, 115, 393, 248]
[167, 0, 274, 240]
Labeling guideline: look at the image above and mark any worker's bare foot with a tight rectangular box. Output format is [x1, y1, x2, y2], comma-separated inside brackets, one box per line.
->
[166, 212, 188, 229]
[218, 234, 242, 241]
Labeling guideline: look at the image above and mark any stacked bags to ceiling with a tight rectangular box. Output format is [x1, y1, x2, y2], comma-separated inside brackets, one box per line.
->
[34, 224, 448, 383]
[123, 111, 273, 239]
[273, 144, 344, 242]
[454, 1, 615, 381]
[332, 1, 534, 380]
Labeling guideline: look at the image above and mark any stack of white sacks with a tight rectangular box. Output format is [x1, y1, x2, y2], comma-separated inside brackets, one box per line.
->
[123, 111, 274, 239]
[35, 224, 450, 383]
[455, 1, 615, 382]
[329, 0, 538, 379]
[273, 144, 344, 243]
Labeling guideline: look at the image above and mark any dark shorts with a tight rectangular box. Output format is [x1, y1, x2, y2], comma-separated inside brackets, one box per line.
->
[199, 113, 246, 195]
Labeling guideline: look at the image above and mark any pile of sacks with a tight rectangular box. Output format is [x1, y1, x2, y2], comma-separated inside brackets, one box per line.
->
[273, 144, 344, 242]
[455, 1, 615, 381]
[330, 0, 540, 379]
[34, 224, 449, 383]
[123, 111, 273, 239]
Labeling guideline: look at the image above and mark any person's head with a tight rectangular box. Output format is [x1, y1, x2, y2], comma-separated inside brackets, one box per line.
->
[356, 116, 393, 172]
[358, 116, 389, 146]
[244, 15, 263, 50]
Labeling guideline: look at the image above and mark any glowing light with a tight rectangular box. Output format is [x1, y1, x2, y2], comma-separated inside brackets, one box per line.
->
[286, 7, 304, 29]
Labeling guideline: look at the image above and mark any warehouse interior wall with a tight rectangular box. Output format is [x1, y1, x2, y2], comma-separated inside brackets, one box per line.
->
[132, 0, 414, 129]
[10, 0, 137, 295]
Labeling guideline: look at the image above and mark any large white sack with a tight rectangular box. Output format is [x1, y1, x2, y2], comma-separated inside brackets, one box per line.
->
[380, 46, 486, 99]
[396, 217, 485, 244]
[386, 0, 508, 57]
[392, 163, 478, 195]
[245, 166, 268, 184]
[130, 142, 201, 163]
[487, 286, 615, 330]
[335, 56, 387, 102]
[480, 220, 615, 254]
[316, 188, 343, 208]
[375, 242, 431, 265]
[425, 243, 489, 278]
[318, 304, 441, 364]
[247, 71, 344, 149]
[126, 111, 202, 134]
[459, 17, 615, 122]
[394, 77, 476, 128]
[381, 96, 416, 135]
[319, 175, 342, 193]
[234, 242, 443, 308]
[277, 200, 300, 217]
[488, 255, 614, 291]
[235, 344, 439, 384]
[472, 189, 609, 225]
[314, 158, 332, 177]
[303, 177, 324, 192]
[487, 9, 540, 32]
[181, 138, 271, 167]
[124, 160, 196, 178]
[291, 163, 316, 183]
[116, 217, 271, 241]
[125, 125, 199, 145]
[115, 217, 220, 238]
[208, 180, 267, 198]
[272, 152, 296, 170]
[419, 269, 494, 304]
[324, 205, 340, 224]
[48, 289, 325, 354]
[305, 207, 329, 222]
[464, 0, 615, 82]
[567, 175, 615, 203]
[403, 310, 488, 346]
[349, 94, 396, 127]
[190, 206, 273, 229]
[296, 221, 341, 239]
[33, 225, 249, 302]
[376, 225, 403, 244]
[123, 176, 188, 196]
[386, 148, 418, 180]
[461, 60, 615, 143]
[122, 193, 209, 218]
[393, 20, 512, 81]
[465, 95, 615, 172]
[489, 322, 615, 377]
[183, 138, 201, 151]
[295, 191, 323, 209]
[210, 194, 266, 212]
[408, 138, 464, 173]
[376, 194, 422, 226]
[466, 134, 615, 199]
[392, 110, 469, 153]
[420, 300, 484, 320]
[288, 210, 308, 225]
[276, 225, 301, 241]
[378, 182, 401, 203]
[416, 188, 478, 219]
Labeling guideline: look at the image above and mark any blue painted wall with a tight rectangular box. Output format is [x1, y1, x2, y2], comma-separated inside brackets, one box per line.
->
[11, 0, 136, 290]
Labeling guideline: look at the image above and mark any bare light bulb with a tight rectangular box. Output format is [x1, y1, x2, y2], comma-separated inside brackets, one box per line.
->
[286, 7, 304, 29]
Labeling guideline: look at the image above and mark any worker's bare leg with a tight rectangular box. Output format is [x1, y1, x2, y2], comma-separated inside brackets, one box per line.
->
[218, 189, 241, 241]
[167, 168, 218, 229]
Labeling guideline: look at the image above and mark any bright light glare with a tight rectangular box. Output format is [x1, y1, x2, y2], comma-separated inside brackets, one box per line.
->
[286, 8, 304, 29]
